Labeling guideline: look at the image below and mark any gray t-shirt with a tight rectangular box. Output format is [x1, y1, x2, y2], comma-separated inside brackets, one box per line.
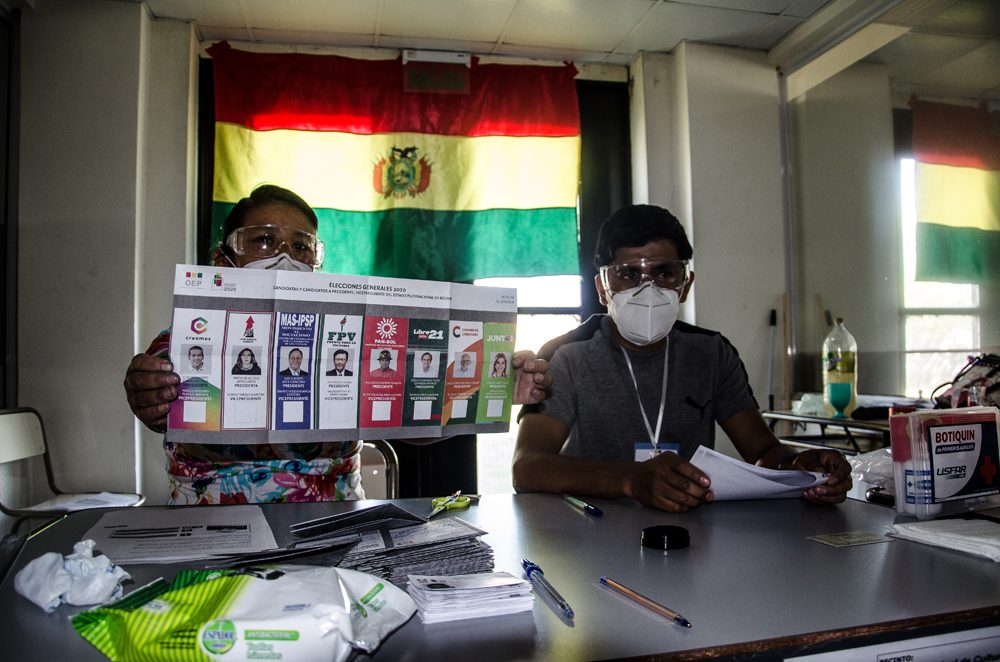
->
[535, 316, 758, 462]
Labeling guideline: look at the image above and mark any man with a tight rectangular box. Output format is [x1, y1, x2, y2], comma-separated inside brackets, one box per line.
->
[453, 353, 475, 378]
[187, 346, 205, 373]
[369, 349, 398, 378]
[414, 352, 437, 378]
[512, 204, 851, 513]
[326, 349, 352, 376]
[279, 348, 308, 376]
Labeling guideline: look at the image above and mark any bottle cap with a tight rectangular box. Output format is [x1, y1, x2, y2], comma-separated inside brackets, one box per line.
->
[641, 525, 690, 550]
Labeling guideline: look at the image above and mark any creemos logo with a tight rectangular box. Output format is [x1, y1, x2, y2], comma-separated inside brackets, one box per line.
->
[201, 619, 237, 655]
[191, 317, 209, 335]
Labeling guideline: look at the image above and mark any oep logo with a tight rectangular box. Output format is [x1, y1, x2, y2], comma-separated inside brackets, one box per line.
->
[200, 619, 237, 655]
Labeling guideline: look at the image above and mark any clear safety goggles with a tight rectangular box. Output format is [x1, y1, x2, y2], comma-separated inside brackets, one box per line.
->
[599, 258, 690, 294]
[225, 224, 325, 268]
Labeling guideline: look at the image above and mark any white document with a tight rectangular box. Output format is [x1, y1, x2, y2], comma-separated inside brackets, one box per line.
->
[81, 505, 278, 564]
[690, 446, 828, 500]
[887, 519, 1000, 562]
[24, 492, 139, 512]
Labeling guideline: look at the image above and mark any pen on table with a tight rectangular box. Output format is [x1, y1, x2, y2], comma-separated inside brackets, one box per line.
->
[522, 558, 574, 619]
[599, 576, 691, 628]
[563, 494, 603, 516]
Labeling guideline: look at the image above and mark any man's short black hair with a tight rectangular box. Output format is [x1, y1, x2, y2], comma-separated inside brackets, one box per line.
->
[593, 204, 693, 268]
[422, 352, 433, 360]
[222, 185, 319, 241]
[288, 348, 303, 358]
[333, 349, 348, 359]
[188, 346, 203, 355]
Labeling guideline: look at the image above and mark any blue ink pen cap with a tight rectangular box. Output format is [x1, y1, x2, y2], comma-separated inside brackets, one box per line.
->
[641, 525, 690, 550]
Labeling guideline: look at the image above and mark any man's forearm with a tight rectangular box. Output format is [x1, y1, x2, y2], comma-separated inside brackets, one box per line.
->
[512, 450, 638, 499]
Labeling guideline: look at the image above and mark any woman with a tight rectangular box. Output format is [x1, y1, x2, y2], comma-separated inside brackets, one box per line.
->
[231, 348, 261, 375]
[123, 185, 552, 505]
[491, 353, 508, 378]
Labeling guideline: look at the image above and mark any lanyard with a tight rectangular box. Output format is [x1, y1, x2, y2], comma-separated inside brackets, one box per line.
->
[619, 339, 669, 451]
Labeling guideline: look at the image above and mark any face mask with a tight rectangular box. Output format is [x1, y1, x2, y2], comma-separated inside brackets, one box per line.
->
[607, 282, 680, 346]
[241, 253, 314, 272]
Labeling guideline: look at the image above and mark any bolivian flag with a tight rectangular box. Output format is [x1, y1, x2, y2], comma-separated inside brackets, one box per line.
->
[207, 42, 580, 282]
[911, 98, 1000, 284]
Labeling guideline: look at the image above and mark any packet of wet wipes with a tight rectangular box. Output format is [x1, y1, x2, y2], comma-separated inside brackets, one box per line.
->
[71, 565, 416, 662]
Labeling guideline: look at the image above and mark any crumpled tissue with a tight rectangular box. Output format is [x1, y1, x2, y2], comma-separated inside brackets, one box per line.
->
[886, 519, 1000, 562]
[14, 539, 130, 612]
[791, 393, 827, 417]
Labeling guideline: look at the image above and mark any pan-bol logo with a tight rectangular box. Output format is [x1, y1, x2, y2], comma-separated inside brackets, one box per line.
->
[376, 318, 397, 340]
[190, 317, 208, 335]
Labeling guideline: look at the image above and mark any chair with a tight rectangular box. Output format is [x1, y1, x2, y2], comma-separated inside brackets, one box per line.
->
[0, 407, 144, 532]
[360, 439, 399, 499]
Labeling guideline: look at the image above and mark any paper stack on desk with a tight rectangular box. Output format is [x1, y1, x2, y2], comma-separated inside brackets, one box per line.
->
[887, 519, 1000, 562]
[338, 518, 494, 588]
[407, 572, 533, 623]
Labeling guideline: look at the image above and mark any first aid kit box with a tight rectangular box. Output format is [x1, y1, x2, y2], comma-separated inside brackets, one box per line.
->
[891, 407, 1000, 519]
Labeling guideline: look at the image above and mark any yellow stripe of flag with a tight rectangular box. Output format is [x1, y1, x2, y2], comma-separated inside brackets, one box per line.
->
[915, 161, 1000, 232]
[215, 122, 580, 212]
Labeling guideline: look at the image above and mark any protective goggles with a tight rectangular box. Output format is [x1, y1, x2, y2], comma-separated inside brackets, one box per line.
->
[599, 258, 690, 294]
[225, 224, 325, 268]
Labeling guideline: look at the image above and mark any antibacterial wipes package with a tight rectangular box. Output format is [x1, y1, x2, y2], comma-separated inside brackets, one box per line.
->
[71, 565, 416, 662]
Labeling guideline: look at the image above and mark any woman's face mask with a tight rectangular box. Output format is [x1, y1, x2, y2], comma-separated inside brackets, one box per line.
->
[606, 282, 680, 346]
[233, 253, 314, 272]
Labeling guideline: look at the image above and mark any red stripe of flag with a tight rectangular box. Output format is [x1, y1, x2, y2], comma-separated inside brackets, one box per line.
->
[910, 98, 1000, 171]
[207, 42, 580, 138]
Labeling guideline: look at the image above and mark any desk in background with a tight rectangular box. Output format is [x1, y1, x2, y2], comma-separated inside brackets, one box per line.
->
[3, 495, 1000, 661]
[763, 409, 890, 456]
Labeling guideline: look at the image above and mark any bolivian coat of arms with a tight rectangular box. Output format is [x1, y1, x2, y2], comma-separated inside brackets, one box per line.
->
[373, 146, 431, 198]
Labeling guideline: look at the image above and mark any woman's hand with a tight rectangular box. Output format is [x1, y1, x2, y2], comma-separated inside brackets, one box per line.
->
[124, 354, 180, 433]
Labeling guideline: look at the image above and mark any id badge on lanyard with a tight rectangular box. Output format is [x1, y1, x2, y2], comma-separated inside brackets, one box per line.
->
[620, 341, 671, 463]
[634, 442, 679, 462]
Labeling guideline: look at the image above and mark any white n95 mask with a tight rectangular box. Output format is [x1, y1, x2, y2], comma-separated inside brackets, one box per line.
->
[242, 253, 314, 272]
[607, 282, 680, 346]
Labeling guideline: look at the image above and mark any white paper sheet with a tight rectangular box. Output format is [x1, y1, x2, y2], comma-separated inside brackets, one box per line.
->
[23, 492, 139, 512]
[690, 446, 829, 500]
[81, 505, 278, 564]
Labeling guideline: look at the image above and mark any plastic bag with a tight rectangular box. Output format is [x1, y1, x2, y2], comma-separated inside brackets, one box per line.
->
[71, 565, 416, 662]
[849, 447, 894, 491]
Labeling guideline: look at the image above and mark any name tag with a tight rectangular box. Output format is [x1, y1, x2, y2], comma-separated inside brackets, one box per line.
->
[634, 442, 679, 462]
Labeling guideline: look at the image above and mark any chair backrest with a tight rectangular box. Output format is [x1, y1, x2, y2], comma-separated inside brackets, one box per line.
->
[0, 409, 46, 465]
[360, 440, 399, 499]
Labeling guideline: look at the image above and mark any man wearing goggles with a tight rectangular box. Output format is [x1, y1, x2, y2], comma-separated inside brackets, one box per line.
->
[513, 204, 851, 514]
[124, 184, 553, 505]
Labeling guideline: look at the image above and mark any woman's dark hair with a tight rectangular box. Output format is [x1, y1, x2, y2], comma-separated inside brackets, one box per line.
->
[593, 204, 693, 268]
[222, 185, 319, 241]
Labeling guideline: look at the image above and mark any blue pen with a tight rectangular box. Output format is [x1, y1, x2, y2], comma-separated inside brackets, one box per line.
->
[522, 558, 574, 619]
[563, 494, 603, 516]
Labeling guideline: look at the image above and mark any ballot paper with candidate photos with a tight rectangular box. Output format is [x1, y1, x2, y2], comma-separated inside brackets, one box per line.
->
[690, 446, 829, 500]
[338, 518, 494, 587]
[407, 571, 534, 624]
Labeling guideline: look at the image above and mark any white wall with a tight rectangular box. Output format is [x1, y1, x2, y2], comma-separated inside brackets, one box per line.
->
[631, 44, 787, 458]
[791, 62, 901, 395]
[5, 1, 195, 525]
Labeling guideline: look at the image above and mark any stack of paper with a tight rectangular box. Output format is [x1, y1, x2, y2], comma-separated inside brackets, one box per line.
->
[887, 519, 1000, 562]
[338, 518, 494, 587]
[407, 572, 533, 623]
[690, 446, 829, 500]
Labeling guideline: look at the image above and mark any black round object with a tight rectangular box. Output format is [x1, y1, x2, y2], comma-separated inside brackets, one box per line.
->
[641, 525, 690, 550]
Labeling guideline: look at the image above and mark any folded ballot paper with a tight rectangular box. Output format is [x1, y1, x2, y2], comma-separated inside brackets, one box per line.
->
[887, 519, 1000, 562]
[407, 572, 534, 624]
[690, 446, 829, 500]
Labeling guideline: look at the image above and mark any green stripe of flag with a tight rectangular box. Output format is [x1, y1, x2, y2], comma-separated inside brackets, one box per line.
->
[916, 222, 1000, 284]
[212, 202, 579, 281]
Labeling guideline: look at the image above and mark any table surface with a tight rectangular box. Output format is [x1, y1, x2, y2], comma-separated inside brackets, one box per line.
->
[3, 494, 1000, 662]
[763, 410, 890, 432]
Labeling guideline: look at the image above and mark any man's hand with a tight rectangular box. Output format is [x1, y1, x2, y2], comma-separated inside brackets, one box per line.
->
[124, 353, 180, 433]
[789, 449, 853, 504]
[512, 350, 552, 405]
[624, 452, 714, 513]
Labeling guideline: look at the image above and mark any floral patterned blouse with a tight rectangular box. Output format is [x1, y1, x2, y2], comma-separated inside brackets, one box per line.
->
[147, 331, 364, 505]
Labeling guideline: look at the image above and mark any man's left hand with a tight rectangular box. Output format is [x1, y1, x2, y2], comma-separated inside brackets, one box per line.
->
[512, 350, 552, 405]
[791, 449, 853, 504]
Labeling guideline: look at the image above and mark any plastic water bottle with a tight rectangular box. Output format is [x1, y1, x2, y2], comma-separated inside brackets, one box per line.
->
[822, 318, 857, 418]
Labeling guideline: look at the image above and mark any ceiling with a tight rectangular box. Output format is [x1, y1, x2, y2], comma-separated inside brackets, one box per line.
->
[136, 0, 998, 100]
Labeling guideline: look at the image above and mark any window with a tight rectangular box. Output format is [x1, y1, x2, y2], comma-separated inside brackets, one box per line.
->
[900, 158, 980, 398]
